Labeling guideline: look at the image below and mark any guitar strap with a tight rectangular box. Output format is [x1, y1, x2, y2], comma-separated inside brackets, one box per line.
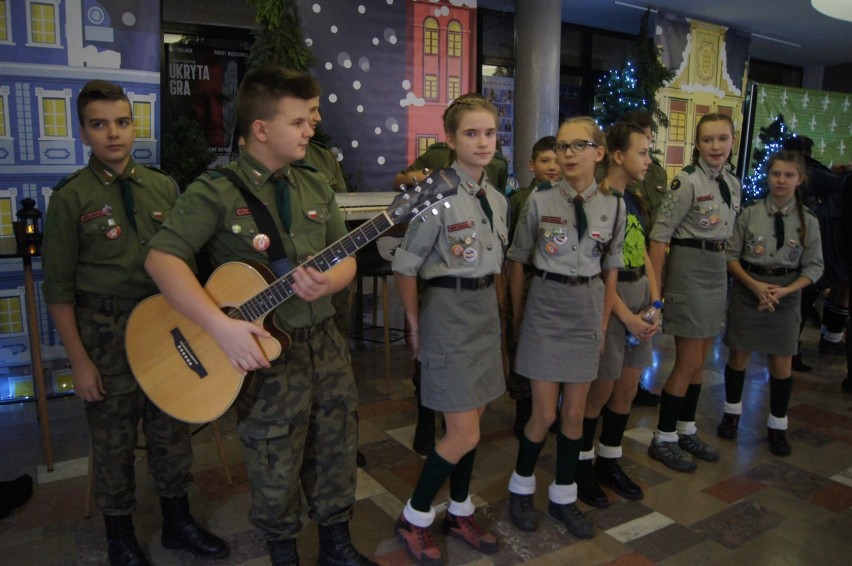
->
[213, 168, 290, 273]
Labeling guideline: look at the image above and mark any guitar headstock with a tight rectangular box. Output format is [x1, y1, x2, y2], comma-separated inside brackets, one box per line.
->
[387, 168, 459, 224]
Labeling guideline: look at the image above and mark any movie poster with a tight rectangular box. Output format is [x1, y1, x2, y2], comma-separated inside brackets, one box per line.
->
[164, 43, 250, 166]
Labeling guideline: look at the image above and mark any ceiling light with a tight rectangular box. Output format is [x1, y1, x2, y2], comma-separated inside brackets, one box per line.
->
[812, 0, 852, 22]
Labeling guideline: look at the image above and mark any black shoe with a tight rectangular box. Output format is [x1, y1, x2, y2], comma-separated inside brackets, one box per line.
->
[716, 412, 740, 440]
[633, 383, 660, 407]
[843, 376, 852, 394]
[412, 404, 436, 456]
[508, 492, 537, 532]
[104, 515, 151, 566]
[513, 398, 532, 440]
[576, 460, 609, 508]
[595, 456, 643, 500]
[268, 539, 299, 566]
[546, 501, 594, 539]
[792, 354, 813, 372]
[767, 428, 792, 457]
[648, 438, 697, 473]
[160, 496, 230, 559]
[317, 523, 377, 566]
[677, 433, 720, 462]
[819, 338, 846, 355]
[0, 474, 32, 518]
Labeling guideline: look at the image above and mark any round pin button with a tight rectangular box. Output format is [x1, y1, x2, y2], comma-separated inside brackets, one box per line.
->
[253, 233, 271, 251]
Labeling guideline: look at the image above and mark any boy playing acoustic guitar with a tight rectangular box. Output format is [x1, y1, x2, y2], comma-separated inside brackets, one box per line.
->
[42, 79, 229, 565]
[144, 68, 375, 566]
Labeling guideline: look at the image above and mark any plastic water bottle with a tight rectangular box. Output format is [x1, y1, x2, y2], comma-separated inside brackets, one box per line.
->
[625, 300, 663, 350]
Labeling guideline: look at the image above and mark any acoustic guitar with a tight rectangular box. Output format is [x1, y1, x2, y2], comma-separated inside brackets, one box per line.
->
[126, 168, 459, 423]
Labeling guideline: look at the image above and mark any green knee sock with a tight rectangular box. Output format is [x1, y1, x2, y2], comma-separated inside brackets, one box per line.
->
[555, 433, 581, 485]
[410, 449, 455, 512]
[449, 448, 476, 503]
[769, 375, 793, 419]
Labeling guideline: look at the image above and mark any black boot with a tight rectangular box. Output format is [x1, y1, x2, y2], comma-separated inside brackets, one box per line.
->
[513, 398, 532, 440]
[792, 341, 813, 372]
[160, 495, 229, 559]
[0, 474, 32, 518]
[268, 539, 299, 566]
[317, 522, 378, 566]
[412, 402, 436, 456]
[576, 460, 609, 508]
[104, 514, 151, 566]
[716, 412, 740, 440]
[633, 383, 661, 407]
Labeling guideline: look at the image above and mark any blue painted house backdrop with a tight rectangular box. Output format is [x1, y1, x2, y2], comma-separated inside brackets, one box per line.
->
[0, 0, 160, 399]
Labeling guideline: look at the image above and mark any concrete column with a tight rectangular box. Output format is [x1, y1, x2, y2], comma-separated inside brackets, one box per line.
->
[513, 0, 561, 186]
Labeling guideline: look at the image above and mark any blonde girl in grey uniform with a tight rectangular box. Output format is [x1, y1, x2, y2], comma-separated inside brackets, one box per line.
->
[577, 122, 661, 508]
[507, 117, 625, 538]
[717, 150, 823, 456]
[648, 113, 741, 472]
[392, 96, 508, 565]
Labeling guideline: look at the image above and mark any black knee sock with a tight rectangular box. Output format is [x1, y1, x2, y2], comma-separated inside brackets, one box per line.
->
[515, 434, 546, 477]
[555, 433, 581, 485]
[581, 416, 599, 452]
[449, 448, 476, 503]
[769, 375, 793, 419]
[824, 301, 848, 338]
[657, 390, 685, 433]
[599, 405, 629, 447]
[678, 383, 703, 423]
[410, 449, 455, 512]
[724, 365, 746, 404]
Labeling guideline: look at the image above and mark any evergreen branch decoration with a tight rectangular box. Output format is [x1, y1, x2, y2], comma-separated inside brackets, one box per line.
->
[247, 0, 315, 71]
[742, 114, 794, 204]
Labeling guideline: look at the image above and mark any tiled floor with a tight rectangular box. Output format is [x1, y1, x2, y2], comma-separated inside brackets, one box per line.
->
[1, 318, 852, 565]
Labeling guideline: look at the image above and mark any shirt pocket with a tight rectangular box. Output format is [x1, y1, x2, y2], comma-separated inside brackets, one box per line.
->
[588, 226, 614, 257]
[80, 217, 125, 259]
[445, 220, 479, 265]
[743, 232, 769, 260]
[301, 205, 330, 224]
[537, 220, 569, 257]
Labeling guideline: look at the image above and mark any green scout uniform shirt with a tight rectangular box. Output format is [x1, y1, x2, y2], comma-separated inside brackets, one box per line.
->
[404, 142, 510, 194]
[303, 139, 347, 193]
[43, 156, 178, 303]
[727, 198, 824, 284]
[650, 157, 741, 244]
[149, 152, 348, 332]
[626, 158, 666, 226]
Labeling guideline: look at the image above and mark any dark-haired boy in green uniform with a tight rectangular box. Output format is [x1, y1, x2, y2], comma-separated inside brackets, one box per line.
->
[144, 67, 376, 566]
[42, 79, 228, 566]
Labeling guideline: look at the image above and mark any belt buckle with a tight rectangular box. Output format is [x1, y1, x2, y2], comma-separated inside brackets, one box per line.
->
[566, 276, 579, 285]
[476, 277, 487, 290]
[765, 268, 776, 276]
[712, 241, 724, 252]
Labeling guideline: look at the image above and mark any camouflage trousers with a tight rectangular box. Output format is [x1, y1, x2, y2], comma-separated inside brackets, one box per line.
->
[77, 306, 192, 516]
[235, 317, 359, 540]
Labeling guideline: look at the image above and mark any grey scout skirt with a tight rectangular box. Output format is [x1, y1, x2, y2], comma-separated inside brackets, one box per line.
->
[598, 276, 653, 380]
[417, 285, 505, 412]
[662, 245, 726, 339]
[724, 271, 800, 356]
[515, 274, 605, 383]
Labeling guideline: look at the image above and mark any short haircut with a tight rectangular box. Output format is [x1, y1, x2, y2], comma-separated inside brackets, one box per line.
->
[621, 110, 655, 131]
[77, 80, 129, 124]
[442, 92, 497, 135]
[531, 136, 556, 159]
[236, 67, 321, 140]
[782, 135, 814, 155]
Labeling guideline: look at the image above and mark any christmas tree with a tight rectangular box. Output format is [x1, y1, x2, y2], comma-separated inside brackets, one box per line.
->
[594, 10, 674, 128]
[742, 114, 794, 203]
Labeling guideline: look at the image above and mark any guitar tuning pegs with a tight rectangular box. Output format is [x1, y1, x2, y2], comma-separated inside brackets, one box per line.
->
[431, 207, 439, 215]
[402, 193, 411, 200]
[443, 201, 451, 208]
[419, 215, 428, 223]
[426, 177, 434, 184]
[398, 184, 407, 192]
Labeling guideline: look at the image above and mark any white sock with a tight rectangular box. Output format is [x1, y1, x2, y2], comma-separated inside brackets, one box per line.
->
[676, 420, 697, 436]
[767, 414, 788, 430]
[597, 443, 622, 459]
[655, 429, 678, 443]
[579, 449, 595, 461]
[548, 481, 577, 505]
[508, 471, 536, 495]
[447, 495, 475, 517]
[403, 500, 436, 528]
[724, 402, 743, 415]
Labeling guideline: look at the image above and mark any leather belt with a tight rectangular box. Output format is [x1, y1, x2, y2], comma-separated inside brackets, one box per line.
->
[427, 274, 495, 291]
[534, 268, 598, 286]
[741, 260, 799, 277]
[75, 292, 143, 314]
[618, 266, 646, 282]
[670, 238, 726, 253]
[289, 317, 334, 342]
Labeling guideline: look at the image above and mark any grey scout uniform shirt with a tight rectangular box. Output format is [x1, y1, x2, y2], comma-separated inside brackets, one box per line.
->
[650, 157, 741, 244]
[727, 197, 824, 284]
[148, 152, 348, 331]
[508, 179, 626, 277]
[392, 163, 508, 279]
[43, 156, 178, 303]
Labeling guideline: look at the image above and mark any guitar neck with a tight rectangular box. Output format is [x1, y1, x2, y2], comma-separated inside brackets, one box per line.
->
[233, 212, 394, 322]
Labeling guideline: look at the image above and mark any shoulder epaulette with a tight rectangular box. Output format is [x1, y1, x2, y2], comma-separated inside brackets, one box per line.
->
[610, 189, 623, 198]
[292, 162, 320, 173]
[144, 164, 171, 177]
[535, 180, 554, 191]
[52, 170, 81, 191]
[803, 205, 818, 217]
[743, 200, 758, 208]
[309, 138, 330, 150]
[428, 142, 449, 150]
[204, 169, 226, 180]
[682, 164, 696, 175]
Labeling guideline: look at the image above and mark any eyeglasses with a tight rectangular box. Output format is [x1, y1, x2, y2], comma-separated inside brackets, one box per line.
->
[554, 140, 599, 154]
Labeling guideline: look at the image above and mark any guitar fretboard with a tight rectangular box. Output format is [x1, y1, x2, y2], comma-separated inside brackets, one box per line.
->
[231, 212, 394, 322]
